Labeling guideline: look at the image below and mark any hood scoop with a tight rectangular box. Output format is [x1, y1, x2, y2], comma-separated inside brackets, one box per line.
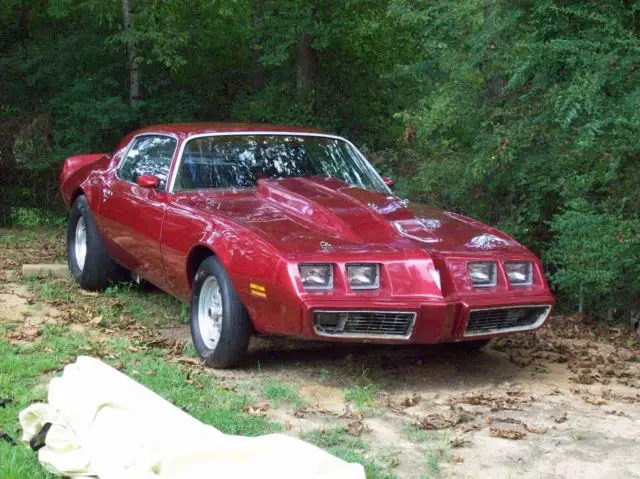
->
[392, 219, 441, 244]
[256, 178, 400, 244]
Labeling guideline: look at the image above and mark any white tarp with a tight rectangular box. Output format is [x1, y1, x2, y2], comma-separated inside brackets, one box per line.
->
[19, 356, 365, 479]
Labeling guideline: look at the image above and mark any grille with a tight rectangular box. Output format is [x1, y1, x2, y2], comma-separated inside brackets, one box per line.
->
[313, 311, 416, 338]
[465, 306, 550, 336]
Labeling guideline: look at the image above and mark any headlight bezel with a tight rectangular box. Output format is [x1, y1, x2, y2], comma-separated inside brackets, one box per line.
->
[299, 263, 334, 290]
[346, 263, 380, 290]
[505, 261, 533, 286]
[468, 261, 497, 288]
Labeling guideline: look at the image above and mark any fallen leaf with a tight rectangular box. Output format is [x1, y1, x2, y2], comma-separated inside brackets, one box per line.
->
[499, 417, 523, 425]
[583, 396, 607, 406]
[345, 420, 369, 437]
[605, 410, 628, 417]
[243, 403, 270, 417]
[461, 423, 481, 433]
[554, 412, 568, 423]
[417, 414, 453, 430]
[402, 394, 421, 407]
[523, 424, 547, 434]
[449, 436, 470, 448]
[175, 357, 202, 365]
[489, 428, 526, 440]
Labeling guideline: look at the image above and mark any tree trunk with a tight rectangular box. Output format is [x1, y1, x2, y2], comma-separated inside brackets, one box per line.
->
[122, 0, 139, 104]
[251, 0, 265, 91]
[296, 31, 315, 103]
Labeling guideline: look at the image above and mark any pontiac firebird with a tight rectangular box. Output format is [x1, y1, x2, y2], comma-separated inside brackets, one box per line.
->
[60, 123, 555, 368]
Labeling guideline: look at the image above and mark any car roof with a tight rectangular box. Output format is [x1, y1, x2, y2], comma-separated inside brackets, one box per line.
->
[133, 122, 328, 136]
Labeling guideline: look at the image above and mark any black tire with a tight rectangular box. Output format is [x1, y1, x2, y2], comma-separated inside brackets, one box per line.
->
[67, 195, 124, 290]
[452, 339, 491, 352]
[190, 256, 252, 368]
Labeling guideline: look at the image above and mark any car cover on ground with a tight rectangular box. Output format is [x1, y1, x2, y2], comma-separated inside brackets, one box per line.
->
[19, 356, 365, 479]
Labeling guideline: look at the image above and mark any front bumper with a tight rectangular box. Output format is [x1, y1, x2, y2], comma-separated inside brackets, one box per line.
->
[298, 294, 555, 344]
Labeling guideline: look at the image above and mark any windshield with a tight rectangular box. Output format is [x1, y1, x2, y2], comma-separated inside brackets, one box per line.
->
[173, 134, 388, 193]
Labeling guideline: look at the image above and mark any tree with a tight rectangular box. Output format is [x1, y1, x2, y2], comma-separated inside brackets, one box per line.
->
[121, 0, 139, 104]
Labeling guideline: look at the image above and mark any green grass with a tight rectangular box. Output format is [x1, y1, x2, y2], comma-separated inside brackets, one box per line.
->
[25, 277, 187, 328]
[264, 379, 304, 408]
[402, 424, 435, 445]
[344, 370, 379, 409]
[0, 226, 66, 263]
[0, 325, 280, 478]
[303, 427, 397, 479]
[0, 446, 57, 479]
[0, 226, 63, 247]
[402, 425, 452, 475]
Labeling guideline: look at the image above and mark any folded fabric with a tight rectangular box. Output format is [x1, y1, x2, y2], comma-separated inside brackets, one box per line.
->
[19, 356, 365, 479]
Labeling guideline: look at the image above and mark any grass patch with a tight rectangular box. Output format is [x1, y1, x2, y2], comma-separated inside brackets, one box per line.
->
[0, 446, 57, 479]
[344, 370, 379, 409]
[0, 226, 66, 263]
[303, 428, 396, 479]
[0, 324, 280, 478]
[264, 379, 304, 408]
[402, 424, 435, 445]
[402, 425, 452, 475]
[25, 277, 187, 328]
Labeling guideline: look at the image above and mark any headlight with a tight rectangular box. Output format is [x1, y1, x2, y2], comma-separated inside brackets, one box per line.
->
[346, 264, 379, 289]
[506, 261, 532, 285]
[299, 264, 333, 289]
[468, 262, 497, 287]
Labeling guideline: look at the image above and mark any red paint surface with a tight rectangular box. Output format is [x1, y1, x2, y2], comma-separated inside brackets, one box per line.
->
[60, 123, 555, 343]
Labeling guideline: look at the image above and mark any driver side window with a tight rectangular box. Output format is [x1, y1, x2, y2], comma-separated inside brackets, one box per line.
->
[117, 135, 177, 190]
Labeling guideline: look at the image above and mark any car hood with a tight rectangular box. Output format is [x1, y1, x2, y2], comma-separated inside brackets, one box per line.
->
[174, 178, 528, 256]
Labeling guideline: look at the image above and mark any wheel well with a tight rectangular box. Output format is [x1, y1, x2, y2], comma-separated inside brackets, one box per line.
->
[187, 245, 215, 287]
[70, 188, 85, 205]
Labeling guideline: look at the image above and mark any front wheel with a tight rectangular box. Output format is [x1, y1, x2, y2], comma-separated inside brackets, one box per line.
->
[67, 195, 124, 290]
[190, 256, 252, 368]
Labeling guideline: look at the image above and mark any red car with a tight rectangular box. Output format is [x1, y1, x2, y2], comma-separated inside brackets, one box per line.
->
[60, 123, 554, 368]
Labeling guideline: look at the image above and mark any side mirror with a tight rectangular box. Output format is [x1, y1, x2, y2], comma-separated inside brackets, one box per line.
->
[136, 175, 160, 189]
[383, 176, 395, 189]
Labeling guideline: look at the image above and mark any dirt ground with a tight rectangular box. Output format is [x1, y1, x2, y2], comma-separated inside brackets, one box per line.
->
[2, 235, 640, 478]
[160, 324, 640, 479]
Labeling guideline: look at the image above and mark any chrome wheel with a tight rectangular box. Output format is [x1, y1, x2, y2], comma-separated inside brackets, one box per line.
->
[198, 276, 223, 350]
[75, 216, 87, 271]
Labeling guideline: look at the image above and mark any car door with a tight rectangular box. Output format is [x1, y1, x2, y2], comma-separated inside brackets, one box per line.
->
[97, 134, 178, 290]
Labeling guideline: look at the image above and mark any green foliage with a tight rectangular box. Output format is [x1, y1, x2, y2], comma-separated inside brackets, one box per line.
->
[389, 0, 640, 321]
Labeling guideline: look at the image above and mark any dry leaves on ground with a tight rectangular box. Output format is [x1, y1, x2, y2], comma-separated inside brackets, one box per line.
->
[489, 428, 527, 440]
[8, 326, 41, 343]
[243, 403, 270, 417]
[345, 419, 369, 436]
[416, 405, 476, 430]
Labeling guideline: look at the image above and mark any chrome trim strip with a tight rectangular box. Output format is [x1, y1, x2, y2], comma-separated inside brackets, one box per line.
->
[463, 304, 552, 337]
[312, 310, 417, 340]
[166, 131, 392, 195]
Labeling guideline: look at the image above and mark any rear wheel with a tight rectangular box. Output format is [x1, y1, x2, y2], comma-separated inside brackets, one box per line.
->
[67, 195, 124, 290]
[190, 256, 252, 368]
